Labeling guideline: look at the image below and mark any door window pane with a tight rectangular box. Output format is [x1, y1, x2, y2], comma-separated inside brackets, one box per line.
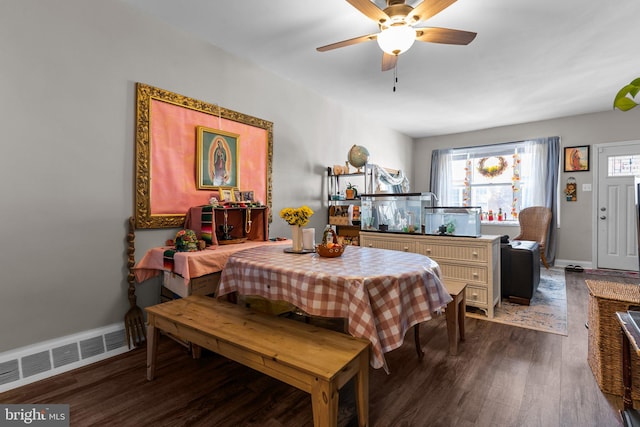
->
[608, 155, 640, 177]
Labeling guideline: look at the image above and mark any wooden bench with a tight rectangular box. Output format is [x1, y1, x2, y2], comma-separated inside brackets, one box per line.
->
[414, 279, 467, 357]
[146, 295, 370, 427]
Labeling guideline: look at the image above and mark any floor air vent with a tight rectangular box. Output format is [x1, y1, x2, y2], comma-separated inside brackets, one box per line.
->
[0, 360, 20, 386]
[52, 343, 80, 369]
[0, 323, 131, 393]
[21, 351, 51, 378]
[80, 336, 105, 359]
[105, 329, 126, 351]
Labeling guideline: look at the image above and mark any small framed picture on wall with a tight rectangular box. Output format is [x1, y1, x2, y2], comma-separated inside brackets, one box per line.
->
[242, 190, 255, 202]
[218, 187, 234, 202]
[564, 145, 590, 172]
[232, 188, 241, 203]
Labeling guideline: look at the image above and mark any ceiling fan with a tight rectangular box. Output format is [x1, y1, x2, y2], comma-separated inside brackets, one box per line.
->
[317, 0, 476, 71]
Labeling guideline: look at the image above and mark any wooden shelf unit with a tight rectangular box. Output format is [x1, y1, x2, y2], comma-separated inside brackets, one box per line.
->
[327, 167, 368, 246]
[213, 206, 268, 241]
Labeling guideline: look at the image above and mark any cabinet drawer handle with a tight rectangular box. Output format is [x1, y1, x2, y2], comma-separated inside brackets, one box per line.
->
[471, 292, 478, 299]
[403, 246, 409, 252]
[426, 248, 432, 253]
[472, 251, 478, 257]
[368, 244, 373, 248]
[472, 272, 479, 278]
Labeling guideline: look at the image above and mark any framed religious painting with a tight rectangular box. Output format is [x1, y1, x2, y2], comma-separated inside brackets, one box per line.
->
[564, 145, 590, 172]
[197, 127, 239, 189]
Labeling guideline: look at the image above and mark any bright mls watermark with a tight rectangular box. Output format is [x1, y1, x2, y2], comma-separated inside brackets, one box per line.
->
[0, 405, 69, 426]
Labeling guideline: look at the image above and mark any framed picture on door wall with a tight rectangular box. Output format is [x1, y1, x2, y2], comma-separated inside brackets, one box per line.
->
[564, 145, 590, 172]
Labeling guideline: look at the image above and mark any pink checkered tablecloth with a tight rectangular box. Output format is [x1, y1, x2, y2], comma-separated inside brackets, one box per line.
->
[217, 244, 452, 371]
[133, 240, 289, 285]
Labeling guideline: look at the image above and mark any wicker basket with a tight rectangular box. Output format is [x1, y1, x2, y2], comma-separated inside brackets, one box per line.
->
[316, 244, 345, 258]
[317, 227, 344, 258]
[586, 280, 640, 400]
[329, 216, 350, 226]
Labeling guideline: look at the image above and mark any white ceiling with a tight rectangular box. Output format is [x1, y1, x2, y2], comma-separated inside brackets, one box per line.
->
[122, 0, 640, 138]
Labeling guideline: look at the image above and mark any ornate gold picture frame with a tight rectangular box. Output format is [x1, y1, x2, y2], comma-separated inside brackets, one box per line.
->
[134, 83, 273, 228]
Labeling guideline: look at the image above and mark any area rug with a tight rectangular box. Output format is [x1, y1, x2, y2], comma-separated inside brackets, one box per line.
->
[584, 268, 639, 279]
[466, 268, 568, 336]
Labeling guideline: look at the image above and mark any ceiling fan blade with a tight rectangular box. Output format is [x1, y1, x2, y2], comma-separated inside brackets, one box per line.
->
[408, 0, 457, 24]
[381, 53, 397, 72]
[347, 0, 391, 24]
[415, 27, 477, 45]
[316, 33, 378, 52]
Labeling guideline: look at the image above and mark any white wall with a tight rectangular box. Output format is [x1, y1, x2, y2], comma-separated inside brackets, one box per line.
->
[0, 0, 412, 353]
[412, 110, 640, 265]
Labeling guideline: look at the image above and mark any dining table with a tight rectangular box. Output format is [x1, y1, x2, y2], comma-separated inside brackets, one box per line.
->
[217, 244, 452, 372]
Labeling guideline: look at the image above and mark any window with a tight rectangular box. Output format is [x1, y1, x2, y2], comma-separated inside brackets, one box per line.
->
[608, 154, 640, 177]
[431, 139, 555, 221]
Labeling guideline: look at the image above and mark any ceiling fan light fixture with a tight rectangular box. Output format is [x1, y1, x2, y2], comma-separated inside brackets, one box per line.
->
[377, 24, 416, 56]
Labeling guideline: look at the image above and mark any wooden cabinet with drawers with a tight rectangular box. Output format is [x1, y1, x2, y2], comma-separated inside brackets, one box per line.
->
[355, 231, 416, 253]
[360, 231, 501, 318]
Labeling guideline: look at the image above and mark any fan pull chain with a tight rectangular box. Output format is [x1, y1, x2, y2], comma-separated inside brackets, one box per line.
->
[393, 63, 398, 92]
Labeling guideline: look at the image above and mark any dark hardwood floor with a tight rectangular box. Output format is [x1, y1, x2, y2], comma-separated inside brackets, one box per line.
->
[0, 271, 633, 426]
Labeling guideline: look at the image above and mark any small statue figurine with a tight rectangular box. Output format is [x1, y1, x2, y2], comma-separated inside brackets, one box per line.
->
[218, 224, 234, 240]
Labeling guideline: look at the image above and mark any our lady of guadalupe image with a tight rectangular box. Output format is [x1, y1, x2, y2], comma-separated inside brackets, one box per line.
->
[210, 137, 231, 186]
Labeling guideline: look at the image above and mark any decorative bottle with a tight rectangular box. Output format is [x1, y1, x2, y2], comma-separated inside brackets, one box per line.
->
[322, 225, 333, 245]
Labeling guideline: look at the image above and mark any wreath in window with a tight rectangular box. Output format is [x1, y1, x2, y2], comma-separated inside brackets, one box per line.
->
[477, 156, 508, 178]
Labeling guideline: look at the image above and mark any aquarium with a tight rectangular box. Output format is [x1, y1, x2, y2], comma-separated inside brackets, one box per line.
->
[423, 206, 482, 237]
[360, 193, 434, 234]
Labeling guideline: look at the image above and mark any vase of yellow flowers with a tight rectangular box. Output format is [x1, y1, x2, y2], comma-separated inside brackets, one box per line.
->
[279, 205, 314, 252]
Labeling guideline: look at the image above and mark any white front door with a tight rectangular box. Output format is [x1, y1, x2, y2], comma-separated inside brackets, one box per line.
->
[596, 143, 640, 271]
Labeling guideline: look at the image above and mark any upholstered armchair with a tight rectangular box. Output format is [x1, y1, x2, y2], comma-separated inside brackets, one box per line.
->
[513, 206, 553, 269]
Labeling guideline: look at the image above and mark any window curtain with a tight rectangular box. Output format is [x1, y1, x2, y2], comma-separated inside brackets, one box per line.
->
[541, 136, 560, 265]
[430, 136, 560, 265]
[430, 149, 453, 206]
[522, 136, 560, 265]
[519, 136, 560, 265]
[520, 140, 547, 207]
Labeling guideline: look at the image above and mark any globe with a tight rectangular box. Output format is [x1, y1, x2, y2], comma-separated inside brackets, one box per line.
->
[348, 145, 370, 172]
